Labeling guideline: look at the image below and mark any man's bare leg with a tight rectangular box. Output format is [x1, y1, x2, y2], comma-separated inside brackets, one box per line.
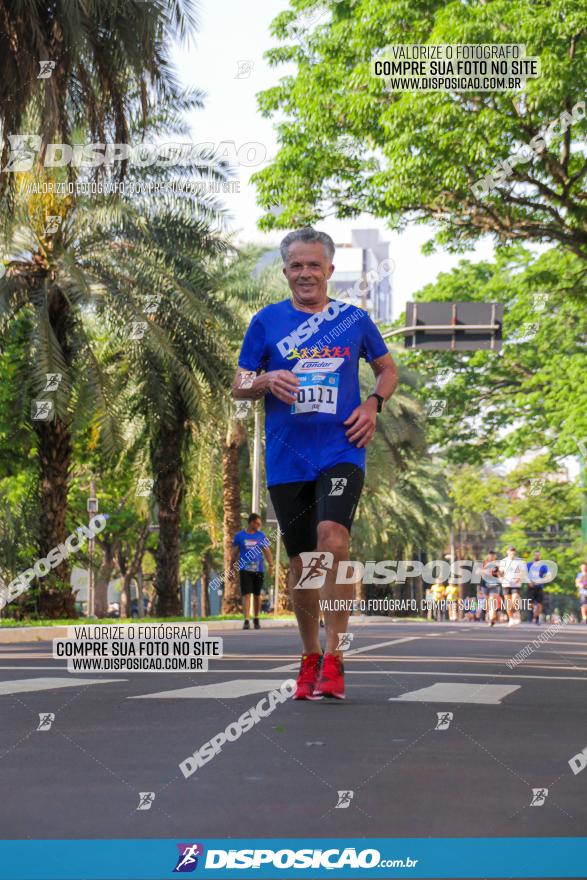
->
[317, 521, 352, 655]
[243, 594, 252, 620]
[289, 555, 322, 655]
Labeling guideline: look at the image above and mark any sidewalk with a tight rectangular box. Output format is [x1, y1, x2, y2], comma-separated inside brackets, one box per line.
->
[0, 615, 398, 643]
[0, 618, 297, 643]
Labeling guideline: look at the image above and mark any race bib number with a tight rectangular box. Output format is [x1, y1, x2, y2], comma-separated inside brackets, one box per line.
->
[291, 357, 342, 415]
[291, 372, 339, 414]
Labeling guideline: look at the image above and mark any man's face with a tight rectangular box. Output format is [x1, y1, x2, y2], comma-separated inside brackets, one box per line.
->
[507, 549, 516, 558]
[250, 518, 261, 532]
[534, 552, 541, 560]
[282, 241, 334, 308]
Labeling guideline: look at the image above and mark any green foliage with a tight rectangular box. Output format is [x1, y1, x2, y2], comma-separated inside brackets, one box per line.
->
[254, 0, 587, 260]
[400, 246, 587, 463]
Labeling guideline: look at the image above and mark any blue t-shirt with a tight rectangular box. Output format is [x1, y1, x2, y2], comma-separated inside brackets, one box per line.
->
[232, 529, 268, 573]
[237, 298, 388, 485]
[527, 561, 548, 584]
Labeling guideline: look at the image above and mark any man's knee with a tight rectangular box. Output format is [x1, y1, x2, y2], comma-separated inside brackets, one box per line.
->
[317, 521, 349, 560]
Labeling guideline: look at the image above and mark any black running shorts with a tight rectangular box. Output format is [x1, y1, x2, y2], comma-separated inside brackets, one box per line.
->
[268, 462, 365, 558]
[527, 585, 544, 604]
[240, 571, 264, 596]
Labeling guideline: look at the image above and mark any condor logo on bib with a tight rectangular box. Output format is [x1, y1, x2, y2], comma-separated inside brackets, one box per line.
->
[292, 357, 343, 374]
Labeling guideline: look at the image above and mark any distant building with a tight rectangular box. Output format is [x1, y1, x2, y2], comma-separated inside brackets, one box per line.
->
[330, 229, 393, 324]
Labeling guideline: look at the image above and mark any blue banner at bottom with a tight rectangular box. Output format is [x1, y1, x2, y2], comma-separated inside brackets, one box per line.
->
[0, 838, 585, 879]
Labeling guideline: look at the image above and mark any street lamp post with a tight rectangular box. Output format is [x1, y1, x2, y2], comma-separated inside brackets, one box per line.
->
[87, 480, 98, 618]
[252, 403, 262, 514]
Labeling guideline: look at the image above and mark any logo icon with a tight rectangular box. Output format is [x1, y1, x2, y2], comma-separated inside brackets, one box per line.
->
[44, 215, 62, 234]
[335, 790, 354, 809]
[44, 373, 62, 392]
[136, 478, 154, 497]
[527, 478, 546, 497]
[530, 787, 548, 806]
[235, 60, 254, 79]
[31, 400, 54, 421]
[143, 294, 162, 314]
[136, 792, 155, 811]
[238, 370, 256, 389]
[130, 321, 148, 340]
[173, 843, 204, 873]
[336, 632, 354, 652]
[37, 60, 56, 79]
[435, 711, 453, 731]
[435, 368, 455, 383]
[294, 551, 334, 589]
[36, 713, 55, 731]
[426, 399, 446, 418]
[329, 477, 347, 496]
[233, 400, 252, 419]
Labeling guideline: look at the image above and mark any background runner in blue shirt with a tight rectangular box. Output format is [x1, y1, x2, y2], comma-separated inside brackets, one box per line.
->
[230, 513, 273, 630]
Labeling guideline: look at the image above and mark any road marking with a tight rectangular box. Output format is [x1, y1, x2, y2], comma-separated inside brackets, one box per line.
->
[347, 669, 587, 682]
[345, 637, 420, 656]
[270, 636, 421, 671]
[0, 677, 121, 696]
[390, 682, 520, 704]
[129, 678, 293, 700]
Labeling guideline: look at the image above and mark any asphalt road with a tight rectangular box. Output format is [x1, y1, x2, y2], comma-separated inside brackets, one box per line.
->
[1, 619, 586, 850]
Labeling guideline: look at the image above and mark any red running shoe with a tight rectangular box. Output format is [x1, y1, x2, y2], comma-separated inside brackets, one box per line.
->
[313, 652, 345, 700]
[293, 652, 323, 700]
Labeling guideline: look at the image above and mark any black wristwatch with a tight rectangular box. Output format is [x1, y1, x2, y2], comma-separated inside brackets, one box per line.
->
[367, 393, 384, 413]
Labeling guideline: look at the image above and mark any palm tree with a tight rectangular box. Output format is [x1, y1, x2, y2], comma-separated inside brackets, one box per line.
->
[0, 154, 235, 615]
[0, 0, 198, 197]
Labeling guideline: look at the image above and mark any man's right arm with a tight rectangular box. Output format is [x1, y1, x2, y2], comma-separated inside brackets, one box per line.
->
[232, 367, 300, 405]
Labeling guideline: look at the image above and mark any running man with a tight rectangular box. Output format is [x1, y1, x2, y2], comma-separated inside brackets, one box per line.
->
[232, 228, 398, 699]
[576, 562, 587, 624]
[481, 550, 500, 626]
[498, 546, 526, 626]
[231, 513, 273, 630]
[527, 550, 547, 625]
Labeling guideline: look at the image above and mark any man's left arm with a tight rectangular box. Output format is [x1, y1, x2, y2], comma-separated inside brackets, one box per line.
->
[344, 353, 398, 448]
[262, 546, 274, 573]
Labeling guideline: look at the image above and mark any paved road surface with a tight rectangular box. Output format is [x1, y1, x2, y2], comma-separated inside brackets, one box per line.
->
[1, 620, 586, 849]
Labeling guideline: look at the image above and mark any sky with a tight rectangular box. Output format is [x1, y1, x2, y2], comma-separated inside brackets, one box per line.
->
[173, 0, 496, 320]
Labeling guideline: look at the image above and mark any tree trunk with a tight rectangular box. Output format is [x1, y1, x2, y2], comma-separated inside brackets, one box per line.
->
[154, 424, 184, 616]
[277, 563, 292, 613]
[34, 416, 76, 618]
[221, 418, 246, 615]
[95, 539, 116, 618]
[201, 550, 212, 618]
[120, 573, 133, 618]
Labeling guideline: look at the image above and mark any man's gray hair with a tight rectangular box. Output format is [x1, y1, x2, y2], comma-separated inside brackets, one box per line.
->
[280, 227, 335, 264]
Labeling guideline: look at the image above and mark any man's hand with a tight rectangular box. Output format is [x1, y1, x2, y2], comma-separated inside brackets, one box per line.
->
[265, 370, 300, 405]
[344, 397, 378, 448]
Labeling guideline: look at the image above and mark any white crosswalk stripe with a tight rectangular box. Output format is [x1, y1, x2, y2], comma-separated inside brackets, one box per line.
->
[389, 682, 520, 704]
[0, 677, 121, 696]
